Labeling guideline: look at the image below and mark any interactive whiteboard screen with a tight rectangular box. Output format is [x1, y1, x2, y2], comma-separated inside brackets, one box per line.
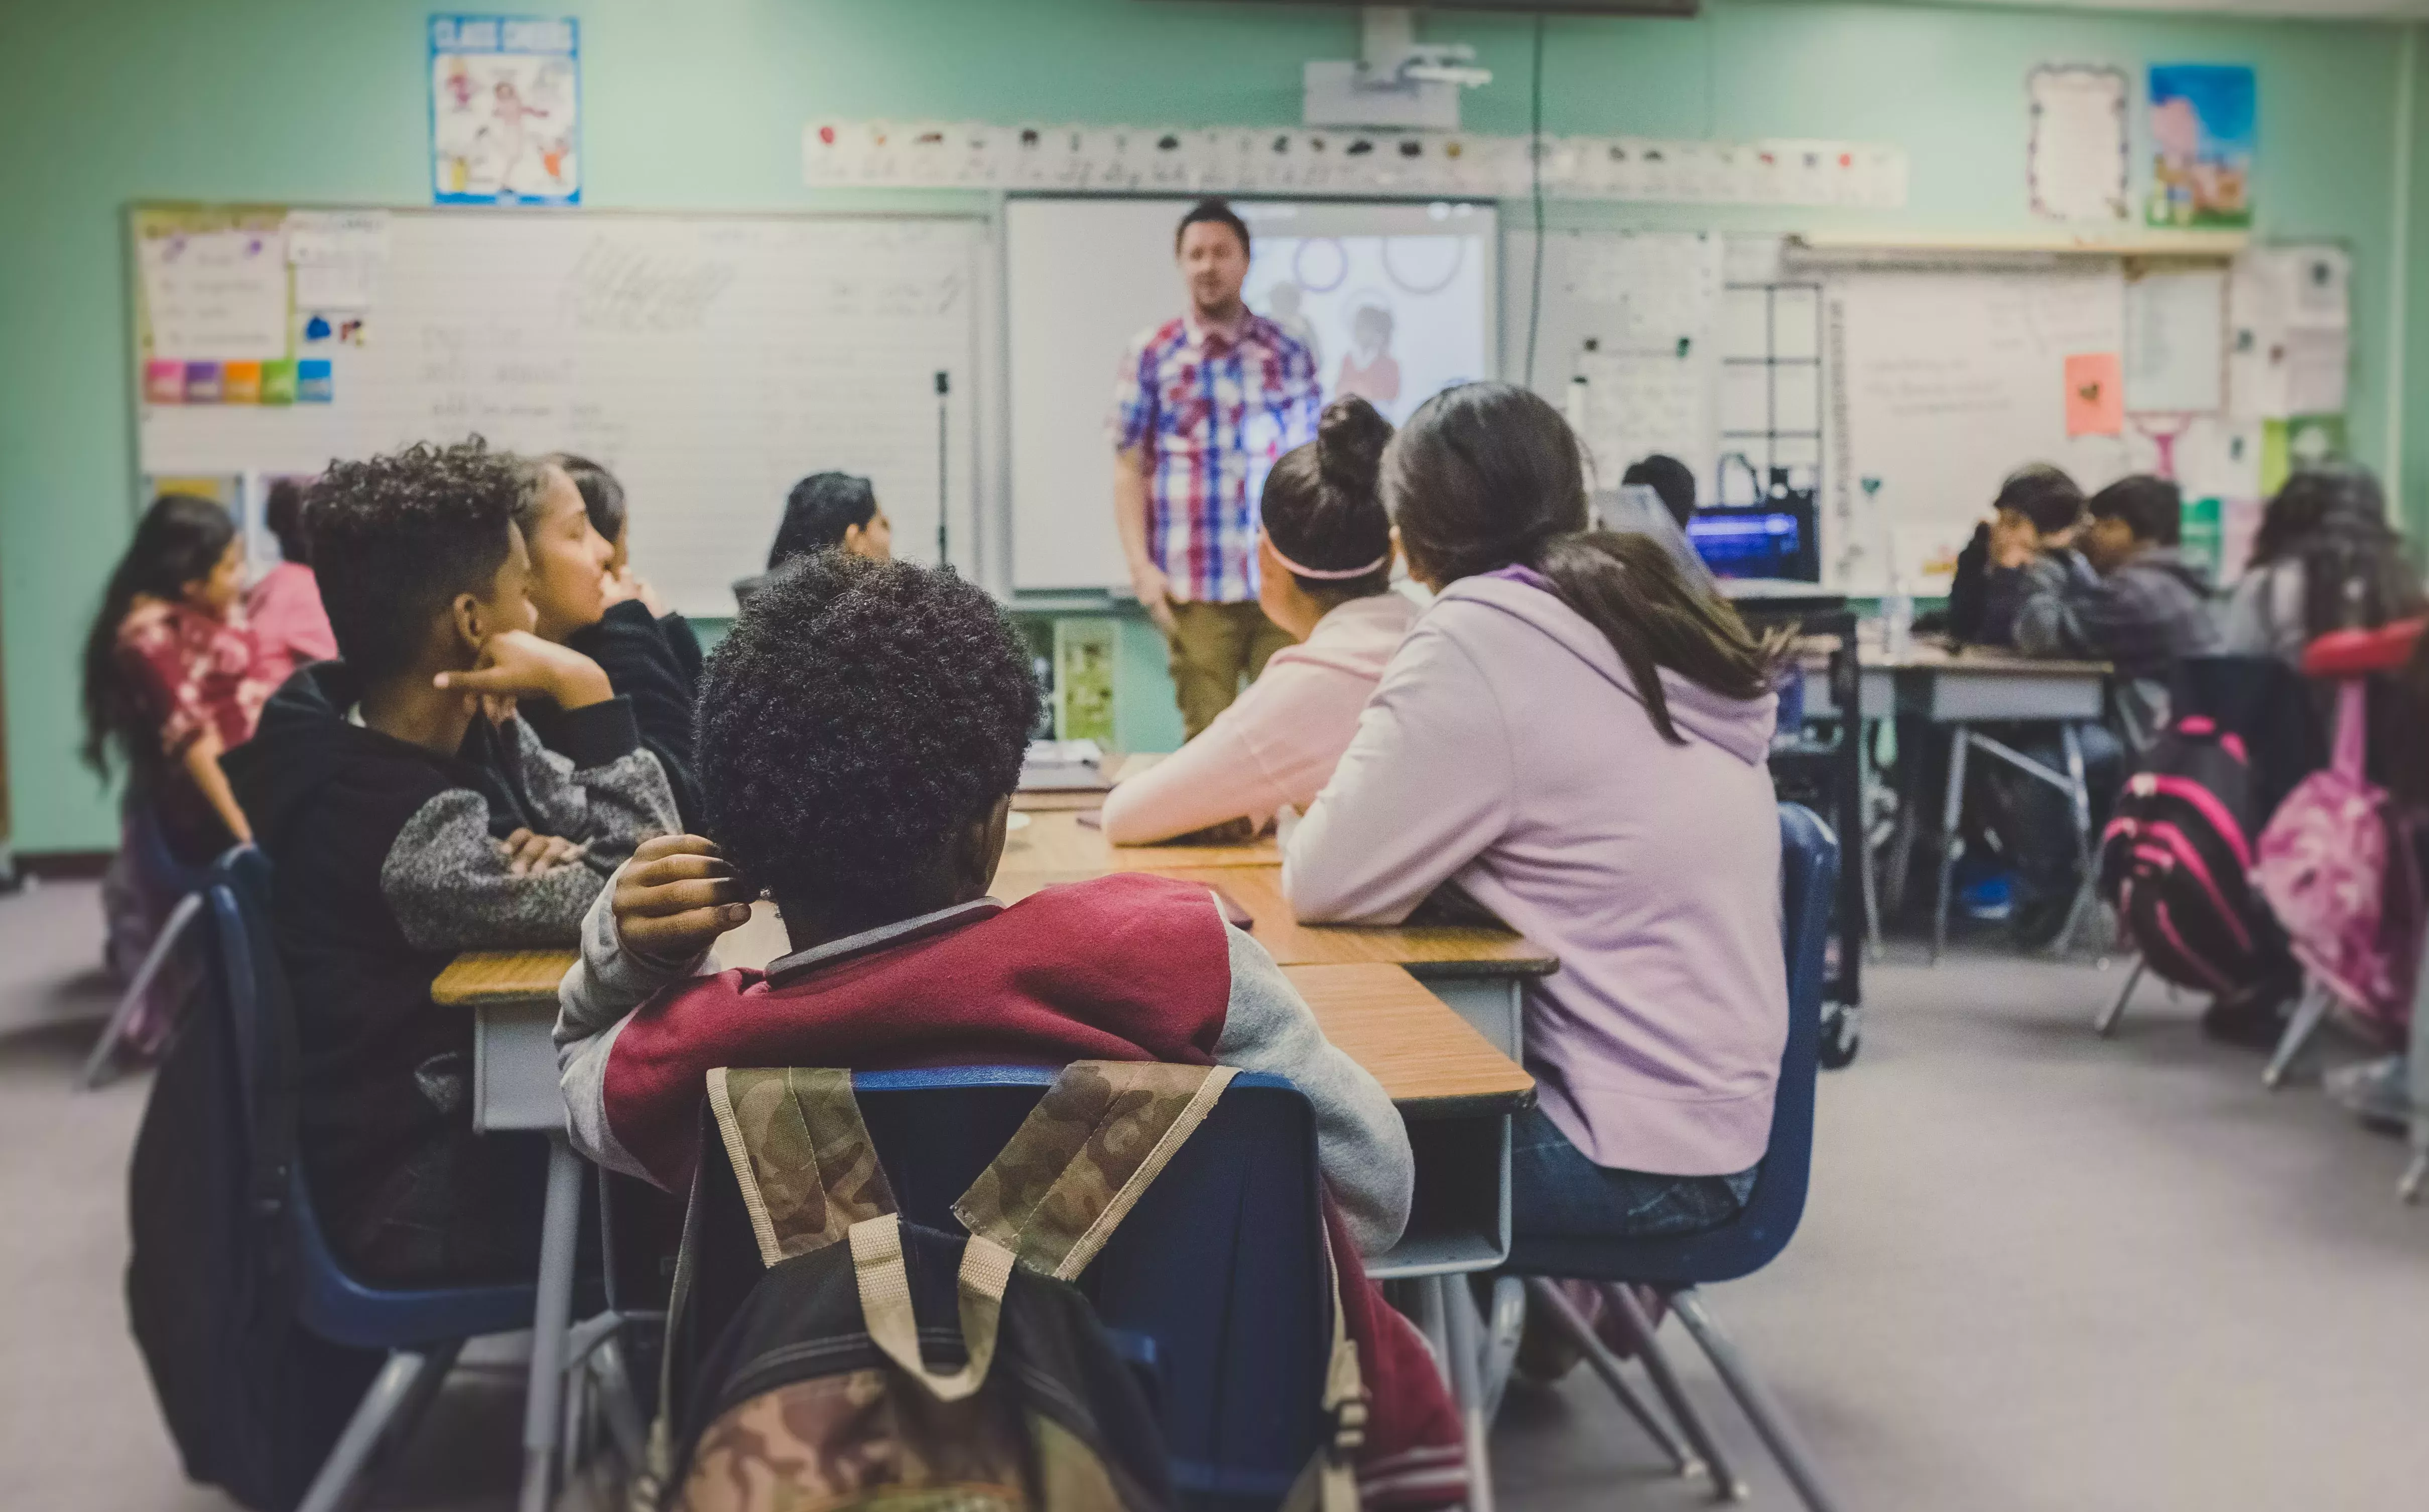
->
[1006, 197, 1495, 593]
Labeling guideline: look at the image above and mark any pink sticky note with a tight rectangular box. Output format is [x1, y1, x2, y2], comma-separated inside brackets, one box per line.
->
[145, 359, 186, 405]
[2066, 352, 2125, 437]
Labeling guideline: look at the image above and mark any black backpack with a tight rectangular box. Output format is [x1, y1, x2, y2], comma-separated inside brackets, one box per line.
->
[2097, 714, 2277, 993]
[125, 852, 381, 1511]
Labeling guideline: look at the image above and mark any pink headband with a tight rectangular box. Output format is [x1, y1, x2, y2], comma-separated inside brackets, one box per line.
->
[1264, 532, 1389, 581]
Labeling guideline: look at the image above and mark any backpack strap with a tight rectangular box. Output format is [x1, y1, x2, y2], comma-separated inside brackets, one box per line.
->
[952, 1060, 1238, 1280]
[706, 1067, 897, 1266]
[847, 1214, 1016, 1404]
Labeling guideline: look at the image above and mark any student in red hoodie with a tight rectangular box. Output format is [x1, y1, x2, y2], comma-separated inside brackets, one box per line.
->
[553, 552, 1466, 1510]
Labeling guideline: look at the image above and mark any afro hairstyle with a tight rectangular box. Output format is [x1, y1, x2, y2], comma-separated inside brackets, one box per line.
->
[696, 552, 1041, 915]
[306, 439, 528, 681]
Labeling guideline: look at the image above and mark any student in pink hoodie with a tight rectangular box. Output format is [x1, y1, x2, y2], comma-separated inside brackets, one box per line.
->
[1286, 382, 1789, 1242]
[1101, 396, 1417, 844]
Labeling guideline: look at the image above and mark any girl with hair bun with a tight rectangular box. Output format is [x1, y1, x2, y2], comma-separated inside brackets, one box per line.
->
[1287, 381, 1791, 1258]
[1100, 396, 1416, 844]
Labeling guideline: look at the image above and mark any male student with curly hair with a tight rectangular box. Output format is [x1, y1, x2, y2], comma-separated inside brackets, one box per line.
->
[226, 438, 678, 1286]
[554, 552, 1469, 1510]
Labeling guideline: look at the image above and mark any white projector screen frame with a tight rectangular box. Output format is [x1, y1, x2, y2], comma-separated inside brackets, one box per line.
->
[1005, 196, 1497, 594]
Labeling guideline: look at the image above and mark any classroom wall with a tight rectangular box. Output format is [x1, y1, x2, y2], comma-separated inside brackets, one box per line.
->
[0, 0, 2414, 853]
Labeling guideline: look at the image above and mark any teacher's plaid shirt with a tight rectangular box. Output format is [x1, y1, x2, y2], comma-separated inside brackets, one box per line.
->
[1108, 312, 1321, 604]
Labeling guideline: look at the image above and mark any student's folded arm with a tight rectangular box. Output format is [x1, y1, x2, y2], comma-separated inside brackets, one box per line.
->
[1211, 916, 1413, 1255]
[2010, 556, 2090, 660]
[1283, 627, 1512, 925]
[570, 602, 703, 823]
[507, 701, 680, 867]
[380, 790, 616, 953]
[1100, 697, 1287, 845]
[554, 865, 716, 1181]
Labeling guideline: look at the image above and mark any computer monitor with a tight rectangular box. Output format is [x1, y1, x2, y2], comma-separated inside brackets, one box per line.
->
[1688, 490, 1820, 582]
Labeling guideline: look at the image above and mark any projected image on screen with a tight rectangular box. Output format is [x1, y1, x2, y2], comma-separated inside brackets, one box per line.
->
[1242, 207, 1491, 427]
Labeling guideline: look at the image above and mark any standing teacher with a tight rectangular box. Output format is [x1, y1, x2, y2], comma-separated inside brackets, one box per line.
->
[1109, 198, 1322, 738]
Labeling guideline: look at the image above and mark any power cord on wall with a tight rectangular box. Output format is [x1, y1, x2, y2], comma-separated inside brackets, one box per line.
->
[1524, 12, 1547, 391]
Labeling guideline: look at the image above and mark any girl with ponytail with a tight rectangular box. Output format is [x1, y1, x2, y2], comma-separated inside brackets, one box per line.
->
[1286, 381, 1792, 1252]
[1101, 396, 1417, 844]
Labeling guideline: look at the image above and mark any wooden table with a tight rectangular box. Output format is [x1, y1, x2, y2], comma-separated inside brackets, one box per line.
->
[1010, 751, 1163, 813]
[998, 808, 1280, 872]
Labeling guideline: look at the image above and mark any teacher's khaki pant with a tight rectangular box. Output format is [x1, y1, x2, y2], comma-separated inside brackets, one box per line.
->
[1166, 599, 1294, 740]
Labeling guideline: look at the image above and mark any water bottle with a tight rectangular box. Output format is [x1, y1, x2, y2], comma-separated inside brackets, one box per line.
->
[1881, 572, 1914, 663]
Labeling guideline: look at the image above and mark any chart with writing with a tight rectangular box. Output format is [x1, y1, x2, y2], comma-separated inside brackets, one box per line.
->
[136, 209, 983, 616]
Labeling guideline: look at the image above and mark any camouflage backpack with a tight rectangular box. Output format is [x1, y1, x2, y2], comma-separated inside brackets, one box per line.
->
[648, 1061, 1365, 1512]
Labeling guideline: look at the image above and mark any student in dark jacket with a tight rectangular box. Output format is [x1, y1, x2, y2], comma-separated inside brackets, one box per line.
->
[516, 455, 706, 829]
[224, 439, 679, 1286]
[1982, 475, 2219, 944]
[1964, 463, 2087, 646]
[550, 452, 707, 687]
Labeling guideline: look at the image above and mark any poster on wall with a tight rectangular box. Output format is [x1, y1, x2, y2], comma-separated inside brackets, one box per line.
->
[2027, 66, 2128, 221]
[430, 15, 581, 205]
[2147, 64, 2254, 229]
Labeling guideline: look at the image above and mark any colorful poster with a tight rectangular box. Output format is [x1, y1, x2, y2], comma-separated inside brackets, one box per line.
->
[2148, 64, 2254, 229]
[431, 16, 580, 205]
[2064, 352, 2125, 437]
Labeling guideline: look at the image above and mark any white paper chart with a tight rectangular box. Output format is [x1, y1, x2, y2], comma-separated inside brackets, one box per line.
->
[2125, 268, 2226, 414]
[137, 209, 984, 617]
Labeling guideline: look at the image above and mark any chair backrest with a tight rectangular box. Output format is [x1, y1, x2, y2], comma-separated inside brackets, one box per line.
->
[1508, 801, 1839, 1286]
[718, 1066, 1331, 1511]
[202, 845, 535, 1346]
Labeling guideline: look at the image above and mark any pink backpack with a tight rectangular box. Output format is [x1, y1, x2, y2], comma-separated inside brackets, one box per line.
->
[2252, 681, 2420, 1033]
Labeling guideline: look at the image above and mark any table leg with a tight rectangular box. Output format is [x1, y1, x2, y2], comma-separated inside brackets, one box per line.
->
[520, 1133, 584, 1512]
[2052, 722, 2099, 957]
[1932, 725, 1969, 963]
[1857, 718, 1883, 961]
[1433, 1275, 1496, 1512]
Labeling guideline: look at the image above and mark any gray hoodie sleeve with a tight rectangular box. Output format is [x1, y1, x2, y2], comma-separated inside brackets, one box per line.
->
[555, 861, 715, 1182]
[1212, 912, 1414, 1255]
[378, 703, 678, 954]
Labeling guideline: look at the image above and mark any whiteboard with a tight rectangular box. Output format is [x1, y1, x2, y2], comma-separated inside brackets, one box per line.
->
[1006, 197, 1496, 593]
[137, 209, 985, 617]
[1824, 266, 2130, 594]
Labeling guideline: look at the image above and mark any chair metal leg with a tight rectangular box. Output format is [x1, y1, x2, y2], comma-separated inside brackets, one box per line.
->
[1670, 1290, 1845, 1512]
[2095, 957, 2146, 1039]
[588, 1335, 652, 1472]
[2263, 979, 2335, 1090]
[1524, 1279, 1698, 1479]
[1432, 1276, 1496, 1512]
[521, 1134, 586, 1512]
[1478, 1276, 1526, 1422]
[2402, 1151, 2429, 1206]
[79, 891, 204, 1089]
[1856, 720, 1884, 962]
[297, 1349, 439, 1512]
[1932, 725, 1970, 963]
[1603, 1284, 1746, 1501]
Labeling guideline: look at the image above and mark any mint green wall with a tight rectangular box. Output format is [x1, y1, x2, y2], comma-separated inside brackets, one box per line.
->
[0, 0, 2410, 851]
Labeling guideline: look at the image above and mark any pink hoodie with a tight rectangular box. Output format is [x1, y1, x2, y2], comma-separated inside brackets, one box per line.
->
[1284, 572, 1786, 1176]
[1101, 591, 1416, 844]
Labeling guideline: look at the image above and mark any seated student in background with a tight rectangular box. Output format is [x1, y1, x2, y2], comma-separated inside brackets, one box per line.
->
[730, 470, 892, 608]
[1285, 383, 1789, 1258]
[550, 452, 707, 689]
[1981, 475, 2219, 944]
[1950, 463, 2087, 645]
[1620, 452, 1698, 532]
[244, 478, 337, 688]
[1100, 397, 1413, 845]
[521, 454, 705, 827]
[555, 553, 1465, 1506]
[82, 492, 273, 1037]
[2221, 464, 2423, 663]
[224, 439, 678, 1285]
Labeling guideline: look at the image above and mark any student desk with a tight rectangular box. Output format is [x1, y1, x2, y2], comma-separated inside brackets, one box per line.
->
[998, 806, 1280, 871]
[435, 938, 1535, 1511]
[1870, 639, 2112, 959]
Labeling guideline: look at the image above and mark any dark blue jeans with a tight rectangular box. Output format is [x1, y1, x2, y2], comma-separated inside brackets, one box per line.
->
[1510, 1106, 1758, 1240]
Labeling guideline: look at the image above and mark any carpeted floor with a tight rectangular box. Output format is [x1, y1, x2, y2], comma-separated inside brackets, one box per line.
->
[4, 878, 2424, 1510]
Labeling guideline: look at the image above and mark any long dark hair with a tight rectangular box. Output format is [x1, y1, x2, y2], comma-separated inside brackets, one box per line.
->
[2249, 465, 2422, 640]
[547, 452, 627, 544]
[81, 493, 237, 777]
[1261, 396, 1394, 602]
[1385, 382, 1779, 744]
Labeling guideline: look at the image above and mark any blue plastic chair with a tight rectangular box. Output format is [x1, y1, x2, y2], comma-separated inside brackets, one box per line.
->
[81, 797, 215, 1088]
[1505, 802, 1843, 1512]
[691, 1066, 1333, 1512]
[202, 846, 542, 1512]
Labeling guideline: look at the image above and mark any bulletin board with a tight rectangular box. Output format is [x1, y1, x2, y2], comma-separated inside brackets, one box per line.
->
[131, 204, 989, 617]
